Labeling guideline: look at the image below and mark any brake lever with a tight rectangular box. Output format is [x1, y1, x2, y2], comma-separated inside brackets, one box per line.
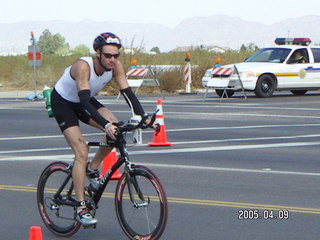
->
[141, 111, 158, 129]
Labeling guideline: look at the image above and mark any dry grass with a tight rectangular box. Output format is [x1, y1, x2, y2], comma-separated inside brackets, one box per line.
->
[0, 50, 255, 94]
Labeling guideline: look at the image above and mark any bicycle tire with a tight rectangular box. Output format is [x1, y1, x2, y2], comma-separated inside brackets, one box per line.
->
[37, 161, 81, 237]
[115, 165, 168, 240]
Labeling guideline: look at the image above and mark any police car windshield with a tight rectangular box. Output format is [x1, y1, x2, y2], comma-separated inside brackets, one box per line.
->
[245, 48, 291, 63]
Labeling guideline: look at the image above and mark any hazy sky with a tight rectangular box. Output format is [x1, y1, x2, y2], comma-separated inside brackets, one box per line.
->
[2, 0, 320, 27]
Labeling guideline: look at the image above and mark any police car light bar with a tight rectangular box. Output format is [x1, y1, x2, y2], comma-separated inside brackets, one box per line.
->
[275, 38, 311, 46]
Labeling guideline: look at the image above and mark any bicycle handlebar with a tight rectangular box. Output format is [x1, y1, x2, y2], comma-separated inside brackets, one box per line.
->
[114, 110, 159, 135]
[88, 110, 159, 148]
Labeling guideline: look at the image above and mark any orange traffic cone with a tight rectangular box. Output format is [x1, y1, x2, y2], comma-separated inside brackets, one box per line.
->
[148, 99, 172, 146]
[29, 226, 42, 240]
[100, 148, 122, 179]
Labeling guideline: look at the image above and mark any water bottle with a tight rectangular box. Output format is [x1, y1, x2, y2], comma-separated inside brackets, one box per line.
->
[129, 115, 142, 145]
[43, 85, 54, 118]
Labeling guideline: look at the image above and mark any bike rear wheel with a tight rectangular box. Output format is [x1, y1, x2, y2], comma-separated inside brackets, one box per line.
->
[115, 165, 168, 240]
[37, 161, 81, 237]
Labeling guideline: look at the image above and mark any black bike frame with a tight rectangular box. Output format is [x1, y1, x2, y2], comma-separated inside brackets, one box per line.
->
[53, 113, 157, 209]
[87, 137, 131, 206]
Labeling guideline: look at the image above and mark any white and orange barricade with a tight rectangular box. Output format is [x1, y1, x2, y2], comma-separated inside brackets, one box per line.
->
[117, 66, 164, 100]
[203, 65, 247, 101]
[202, 67, 233, 100]
[212, 67, 234, 76]
[126, 68, 148, 77]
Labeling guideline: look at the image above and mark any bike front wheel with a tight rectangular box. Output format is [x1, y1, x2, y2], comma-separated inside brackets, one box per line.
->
[36, 161, 81, 237]
[115, 165, 168, 240]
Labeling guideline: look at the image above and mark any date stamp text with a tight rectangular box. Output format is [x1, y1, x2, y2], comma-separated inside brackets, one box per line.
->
[238, 209, 289, 220]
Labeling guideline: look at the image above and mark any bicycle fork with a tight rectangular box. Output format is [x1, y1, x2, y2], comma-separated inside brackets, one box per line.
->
[126, 168, 150, 208]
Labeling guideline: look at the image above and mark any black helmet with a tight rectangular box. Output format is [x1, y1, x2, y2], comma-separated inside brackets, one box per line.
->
[93, 32, 122, 51]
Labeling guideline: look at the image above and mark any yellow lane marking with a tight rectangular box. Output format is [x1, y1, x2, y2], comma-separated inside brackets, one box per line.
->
[1, 184, 319, 214]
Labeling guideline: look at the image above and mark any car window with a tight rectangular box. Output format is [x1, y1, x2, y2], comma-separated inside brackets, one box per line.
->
[288, 49, 309, 63]
[245, 48, 291, 63]
[311, 48, 320, 63]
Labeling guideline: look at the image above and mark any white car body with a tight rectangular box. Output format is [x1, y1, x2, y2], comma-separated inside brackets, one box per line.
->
[202, 40, 320, 97]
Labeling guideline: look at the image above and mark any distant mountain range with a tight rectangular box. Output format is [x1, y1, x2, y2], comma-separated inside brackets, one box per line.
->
[1, 14, 320, 54]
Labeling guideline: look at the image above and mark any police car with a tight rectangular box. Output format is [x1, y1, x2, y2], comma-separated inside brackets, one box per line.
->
[202, 38, 320, 97]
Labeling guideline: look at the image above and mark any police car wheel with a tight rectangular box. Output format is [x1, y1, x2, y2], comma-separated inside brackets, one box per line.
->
[254, 75, 275, 98]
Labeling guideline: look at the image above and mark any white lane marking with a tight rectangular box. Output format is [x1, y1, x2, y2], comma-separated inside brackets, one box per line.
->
[127, 141, 320, 155]
[3, 96, 320, 112]
[1, 133, 320, 154]
[172, 134, 320, 144]
[0, 147, 71, 154]
[0, 107, 41, 110]
[2, 104, 320, 119]
[140, 163, 320, 177]
[166, 123, 320, 132]
[0, 154, 319, 177]
[1, 140, 320, 160]
[171, 104, 320, 111]
[102, 98, 320, 111]
[0, 133, 102, 141]
[2, 123, 320, 141]
[0, 154, 74, 161]
[163, 111, 320, 119]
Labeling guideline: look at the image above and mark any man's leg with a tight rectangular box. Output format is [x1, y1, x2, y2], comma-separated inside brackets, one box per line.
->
[62, 126, 88, 203]
[63, 126, 98, 226]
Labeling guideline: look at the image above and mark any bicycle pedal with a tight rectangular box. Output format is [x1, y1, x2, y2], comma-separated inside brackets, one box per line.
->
[82, 223, 97, 229]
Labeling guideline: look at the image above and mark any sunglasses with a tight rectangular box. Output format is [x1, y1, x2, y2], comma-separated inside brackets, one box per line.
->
[102, 52, 120, 59]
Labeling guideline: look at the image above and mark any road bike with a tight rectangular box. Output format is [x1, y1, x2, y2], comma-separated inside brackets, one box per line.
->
[36, 112, 168, 240]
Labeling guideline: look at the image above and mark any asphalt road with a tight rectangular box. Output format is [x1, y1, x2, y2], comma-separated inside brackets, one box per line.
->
[1, 91, 320, 240]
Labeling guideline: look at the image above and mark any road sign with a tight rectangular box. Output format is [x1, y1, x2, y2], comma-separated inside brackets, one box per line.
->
[28, 45, 42, 67]
[27, 31, 43, 100]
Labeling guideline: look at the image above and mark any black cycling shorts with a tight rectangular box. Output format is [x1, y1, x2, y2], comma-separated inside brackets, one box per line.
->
[51, 88, 104, 132]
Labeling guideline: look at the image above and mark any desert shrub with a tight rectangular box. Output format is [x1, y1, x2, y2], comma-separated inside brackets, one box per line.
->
[157, 71, 183, 93]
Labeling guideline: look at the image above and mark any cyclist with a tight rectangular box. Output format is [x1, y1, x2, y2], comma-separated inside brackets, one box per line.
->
[51, 32, 152, 227]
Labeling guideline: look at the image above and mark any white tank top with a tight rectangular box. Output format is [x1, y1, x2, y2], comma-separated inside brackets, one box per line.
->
[54, 57, 113, 103]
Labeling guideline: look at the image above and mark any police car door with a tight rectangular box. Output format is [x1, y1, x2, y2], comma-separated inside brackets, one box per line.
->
[286, 48, 313, 88]
[310, 48, 320, 87]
